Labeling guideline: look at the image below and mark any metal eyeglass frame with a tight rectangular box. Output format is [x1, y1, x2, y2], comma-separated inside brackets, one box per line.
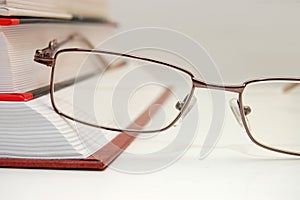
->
[34, 34, 300, 157]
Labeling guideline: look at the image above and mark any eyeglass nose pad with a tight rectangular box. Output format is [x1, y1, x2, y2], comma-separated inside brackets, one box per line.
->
[229, 98, 252, 132]
[229, 98, 245, 129]
[173, 95, 197, 127]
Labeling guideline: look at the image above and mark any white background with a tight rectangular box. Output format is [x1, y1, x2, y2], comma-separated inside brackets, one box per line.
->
[109, 0, 300, 83]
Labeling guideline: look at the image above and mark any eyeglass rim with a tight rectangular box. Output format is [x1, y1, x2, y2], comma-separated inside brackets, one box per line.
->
[50, 48, 196, 133]
[50, 48, 300, 156]
[239, 78, 300, 157]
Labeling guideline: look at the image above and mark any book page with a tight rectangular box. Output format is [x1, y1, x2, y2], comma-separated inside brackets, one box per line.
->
[0, 101, 84, 159]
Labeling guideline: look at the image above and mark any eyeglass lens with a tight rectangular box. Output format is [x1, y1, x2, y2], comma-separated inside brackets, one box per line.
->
[241, 80, 300, 154]
[52, 51, 193, 132]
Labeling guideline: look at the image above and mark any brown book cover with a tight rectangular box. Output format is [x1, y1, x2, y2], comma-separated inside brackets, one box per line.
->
[0, 132, 135, 170]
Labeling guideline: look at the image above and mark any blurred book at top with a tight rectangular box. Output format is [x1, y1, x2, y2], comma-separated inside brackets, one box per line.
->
[0, 0, 115, 92]
[0, 0, 108, 19]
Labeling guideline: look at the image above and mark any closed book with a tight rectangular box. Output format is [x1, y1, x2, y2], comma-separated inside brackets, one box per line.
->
[0, 87, 171, 170]
[0, 20, 114, 93]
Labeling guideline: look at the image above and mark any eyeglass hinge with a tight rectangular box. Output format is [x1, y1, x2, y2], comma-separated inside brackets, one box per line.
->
[33, 39, 59, 67]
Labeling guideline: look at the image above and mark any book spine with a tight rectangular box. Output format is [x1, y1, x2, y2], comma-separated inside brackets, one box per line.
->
[0, 93, 33, 101]
[0, 18, 19, 26]
[0, 17, 117, 26]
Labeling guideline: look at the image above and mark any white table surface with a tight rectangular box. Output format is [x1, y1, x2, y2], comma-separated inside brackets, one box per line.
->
[1, 92, 299, 200]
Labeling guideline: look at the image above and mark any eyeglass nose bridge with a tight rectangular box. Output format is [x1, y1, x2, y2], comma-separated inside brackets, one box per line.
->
[191, 78, 252, 130]
[192, 78, 244, 93]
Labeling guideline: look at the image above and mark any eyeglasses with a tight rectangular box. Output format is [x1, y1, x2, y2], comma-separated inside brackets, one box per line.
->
[34, 34, 300, 157]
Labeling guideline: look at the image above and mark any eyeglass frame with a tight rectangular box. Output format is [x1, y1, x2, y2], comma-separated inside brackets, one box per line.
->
[34, 34, 300, 157]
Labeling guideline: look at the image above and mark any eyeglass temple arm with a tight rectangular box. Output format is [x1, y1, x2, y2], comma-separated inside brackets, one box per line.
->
[34, 34, 75, 66]
[32, 33, 126, 99]
[34, 33, 112, 67]
[34, 33, 126, 70]
[283, 83, 300, 93]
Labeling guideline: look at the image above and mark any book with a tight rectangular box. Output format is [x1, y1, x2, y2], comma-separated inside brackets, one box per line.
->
[0, 85, 172, 170]
[0, 19, 114, 93]
[0, 94, 118, 169]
